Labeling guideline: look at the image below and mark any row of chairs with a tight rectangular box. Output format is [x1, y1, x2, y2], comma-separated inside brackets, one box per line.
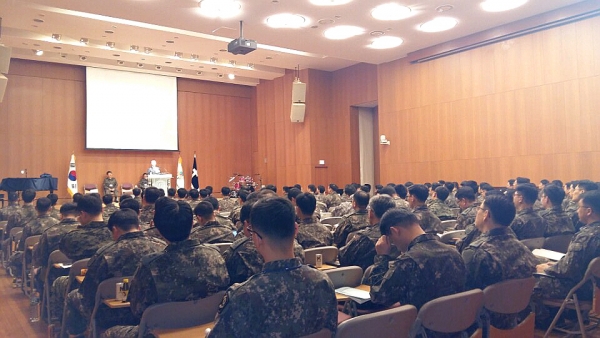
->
[521, 233, 573, 253]
[83, 183, 135, 195]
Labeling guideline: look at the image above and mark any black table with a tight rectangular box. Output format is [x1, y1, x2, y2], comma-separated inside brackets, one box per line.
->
[0, 177, 58, 192]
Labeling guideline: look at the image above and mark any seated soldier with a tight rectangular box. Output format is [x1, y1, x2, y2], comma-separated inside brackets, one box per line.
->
[132, 188, 142, 205]
[454, 187, 479, 252]
[339, 194, 397, 271]
[103, 198, 230, 338]
[187, 189, 201, 210]
[64, 209, 166, 337]
[137, 173, 149, 191]
[4, 189, 37, 255]
[510, 183, 546, 240]
[47, 193, 61, 220]
[218, 187, 237, 213]
[408, 184, 443, 234]
[190, 201, 235, 244]
[365, 208, 466, 311]
[332, 191, 370, 247]
[167, 188, 176, 199]
[228, 189, 249, 231]
[103, 171, 118, 197]
[101, 194, 118, 222]
[428, 186, 456, 221]
[323, 183, 342, 210]
[209, 197, 337, 337]
[139, 187, 161, 227]
[392, 184, 410, 209]
[205, 196, 236, 230]
[462, 194, 537, 329]
[569, 180, 598, 232]
[330, 185, 356, 217]
[539, 184, 575, 237]
[176, 188, 188, 201]
[444, 182, 459, 208]
[295, 193, 332, 249]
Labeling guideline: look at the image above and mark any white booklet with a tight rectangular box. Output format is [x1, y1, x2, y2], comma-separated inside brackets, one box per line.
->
[532, 249, 565, 261]
[335, 287, 371, 304]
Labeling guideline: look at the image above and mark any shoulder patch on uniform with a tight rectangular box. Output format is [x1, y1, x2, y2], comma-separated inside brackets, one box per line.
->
[217, 292, 229, 313]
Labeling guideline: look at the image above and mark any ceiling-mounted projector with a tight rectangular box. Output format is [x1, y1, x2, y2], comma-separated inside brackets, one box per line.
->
[228, 21, 257, 55]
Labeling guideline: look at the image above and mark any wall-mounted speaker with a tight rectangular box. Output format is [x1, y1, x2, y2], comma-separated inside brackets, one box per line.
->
[291, 103, 305, 123]
[292, 81, 306, 103]
[0, 45, 11, 74]
[0, 74, 8, 103]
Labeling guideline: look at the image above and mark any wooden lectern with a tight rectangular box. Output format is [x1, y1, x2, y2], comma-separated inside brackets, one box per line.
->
[148, 174, 172, 191]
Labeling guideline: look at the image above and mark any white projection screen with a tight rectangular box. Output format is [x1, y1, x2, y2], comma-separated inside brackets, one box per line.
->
[86, 67, 178, 151]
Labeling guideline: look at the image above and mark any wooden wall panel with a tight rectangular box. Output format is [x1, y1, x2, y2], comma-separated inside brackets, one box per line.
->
[0, 59, 254, 201]
[378, 16, 600, 186]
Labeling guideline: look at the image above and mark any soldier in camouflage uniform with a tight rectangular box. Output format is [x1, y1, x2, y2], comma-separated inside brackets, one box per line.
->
[569, 180, 598, 232]
[533, 191, 600, 328]
[209, 197, 337, 338]
[187, 189, 202, 211]
[444, 182, 460, 208]
[190, 201, 235, 244]
[218, 187, 237, 213]
[4, 189, 37, 250]
[408, 185, 444, 234]
[132, 188, 142, 205]
[428, 186, 457, 221]
[339, 195, 397, 271]
[228, 190, 248, 232]
[510, 184, 546, 240]
[102, 194, 119, 222]
[539, 184, 574, 237]
[102, 171, 118, 196]
[462, 195, 537, 329]
[139, 187, 161, 226]
[322, 183, 342, 210]
[455, 187, 482, 253]
[9, 198, 59, 277]
[102, 198, 229, 338]
[47, 193, 61, 221]
[64, 209, 165, 336]
[0, 191, 20, 222]
[333, 191, 370, 247]
[295, 193, 332, 249]
[365, 208, 466, 312]
[223, 202, 305, 284]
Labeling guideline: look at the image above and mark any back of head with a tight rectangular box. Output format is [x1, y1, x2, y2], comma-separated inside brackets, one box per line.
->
[250, 197, 295, 243]
[295, 193, 316, 216]
[379, 208, 419, 236]
[431, 182, 441, 191]
[293, 184, 302, 190]
[408, 184, 429, 202]
[189, 189, 199, 199]
[154, 197, 193, 242]
[73, 193, 83, 204]
[263, 184, 277, 193]
[120, 194, 133, 203]
[543, 184, 565, 206]
[22, 189, 36, 203]
[107, 209, 139, 232]
[238, 189, 249, 202]
[59, 203, 79, 217]
[144, 187, 161, 204]
[577, 179, 599, 192]
[551, 180, 563, 188]
[132, 188, 141, 197]
[516, 177, 531, 184]
[360, 184, 371, 193]
[246, 191, 261, 204]
[204, 196, 219, 211]
[120, 198, 141, 214]
[205, 186, 213, 194]
[102, 194, 114, 205]
[581, 190, 600, 215]
[483, 195, 516, 226]
[540, 179, 549, 186]
[480, 183, 494, 192]
[257, 189, 276, 200]
[308, 184, 316, 193]
[317, 185, 325, 194]
[167, 188, 176, 197]
[194, 201, 214, 218]
[240, 202, 254, 224]
[404, 181, 414, 188]
[329, 183, 339, 192]
[353, 190, 370, 208]
[515, 183, 539, 205]
[77, 195, 103, 215]
[221, 186, 231, 196]
[36, 197, 52, 213]
[380, 186, 396, 197]
[89, 192, 102, 201]
[445, 182, 455, 192]
[344, 184, 357, 196]
[47, 193, 59, 206]
[508, 179, 516, 186]
[461, 181, 479, 195]
[287, 188, 302, 201]
[199, 189, 209, 198]
[369, 194, 396, 219]
[455, 187, 476, 201]
[435, 186, 450, 201]
[8, 191, 18, 202]
[177, 188, 188, 198]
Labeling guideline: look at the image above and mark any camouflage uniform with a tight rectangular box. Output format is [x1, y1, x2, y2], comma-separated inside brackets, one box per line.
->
[339, 224, 400, 271]
[341, 194, 353, 203]
[222, 236, 305, 284]
[216, 214, 236, 230]
[539, 206, 575, 237]
[366, 234, 466, 309]
[413, 205, 444, 234]
[323, 192, 342, 210]
[6, 203, 36, 238]
[393, 197, 410, 209]
[296, 217, 333, 249]
[445, 194, 459, 208]
[509, 207, 546, 240]
[187, 199, 201, 211]
[462, 226, 537, 329]
[0, 202, 20, 222]
[455, 204, 477, 230]
[428, 199, 456, 221]
[209, 258, 337, 338]
[49, 207, 61, 221]
[218, 197, 237, 213]
[65, 231, 165, 335]
[59, 221, 112, 262]
[137, 178, 149, 190]
[330, 201, 353, 217]
[1, 203, 21, 255]
[229, 205, 242, 231]
[139, 205, 155, 224]
[103, 177, 118, 196]
[102, 204, 119, 222]
[333, 209, 369, 247]
[102, 238, 230, 338]
[563, 199, 577, 217]
[133, 196, 142, 205]
[9, 214, 59, 276]
[190, 220, 235, 244]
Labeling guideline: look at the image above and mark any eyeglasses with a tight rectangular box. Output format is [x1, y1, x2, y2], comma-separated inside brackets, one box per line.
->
[477, 206, 489, 212]
[247, 226, 263, 240]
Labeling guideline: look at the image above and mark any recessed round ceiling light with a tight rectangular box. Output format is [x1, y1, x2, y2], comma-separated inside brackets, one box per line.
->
[33, 49, 44, 56]
[480, 0, 528, 12]
[144, 47, 152, 54]
[156, 65, 162, 70]
[51, 33, 61, 41]
[80, 38, 89, 45]
[371, 3, 411, 21]
[309, 0, 352, 6]
[130, 45, 139, 52]
[228, 74, 235, 80]
[106, 41, 115, 49]
[370, 36, 403, 49]
[419, 17, 458, 32]
[266, 13, 307, 28]
[198, 0, 241, 19]
[323, 25, 365, 40]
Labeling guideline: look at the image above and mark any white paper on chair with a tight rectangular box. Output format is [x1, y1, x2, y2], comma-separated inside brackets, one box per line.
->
[57, 263, 73, 268]
[532, 249, 565, 261]
[335, 287, 371, 304]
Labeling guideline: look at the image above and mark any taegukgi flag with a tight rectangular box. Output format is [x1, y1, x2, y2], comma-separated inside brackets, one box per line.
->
[68, 153, 78, 196]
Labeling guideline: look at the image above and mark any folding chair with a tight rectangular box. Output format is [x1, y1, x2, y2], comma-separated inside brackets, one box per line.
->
[520, 237, 545, 251]
[44, 250, 71, 324]
[483, 277, 536, 338]
[60, 258, 91, 338]
[411, 289, 484, 337]
[543, 234, 573, 254]
[305, 246, 338, 265]
[321, 217, 342, 227]
[121, 183, 134, 195]
[451, 208, 461, 218]
[8, 227, 23, 258]
[139, 291, 225, 338]
[543, 257, 600, 338]
[212, 242, 232, 254]
[22, 235, 41, 296]
[439, 230, 466, 244]
[316, 202, 328, 214]
[0, 221, 7, 265]
[324, 266, 363, 288]
[441, 220, 457, 231]
[337, 305, 417, 338]
[84, 184, 99, 194]
[90, 276, 133, 338]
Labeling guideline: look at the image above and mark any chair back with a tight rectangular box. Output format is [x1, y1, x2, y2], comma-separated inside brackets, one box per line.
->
[439, 230, 466, 244]
[213, 242, 232, 254]
[122, 183, 134, 195]
[10, 226, 23, 239]
[90, 276, 133, 338]
[441, 220, 457, 231]
[45, 250, 72, 320]
[321, 217, 342, 226]
[304, 246, 338, 265]
[25, 234, 41, 249]
[138, 291, 226, 338]
[324, 266, 363, 288]
[451, 208, 461, 218]
[84, 184, 99, 194]
[60, 258, 91, 338]
[337, 305, 417, 338]
[414, 289, 484, 334]
[0, 220, 7, 239]
[483, 277, 535, 314]
[316, 202, 328, 214]
[543, 234, 573, 254]
[520, 237, 545, 250]
[48, 250, 72, 267]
